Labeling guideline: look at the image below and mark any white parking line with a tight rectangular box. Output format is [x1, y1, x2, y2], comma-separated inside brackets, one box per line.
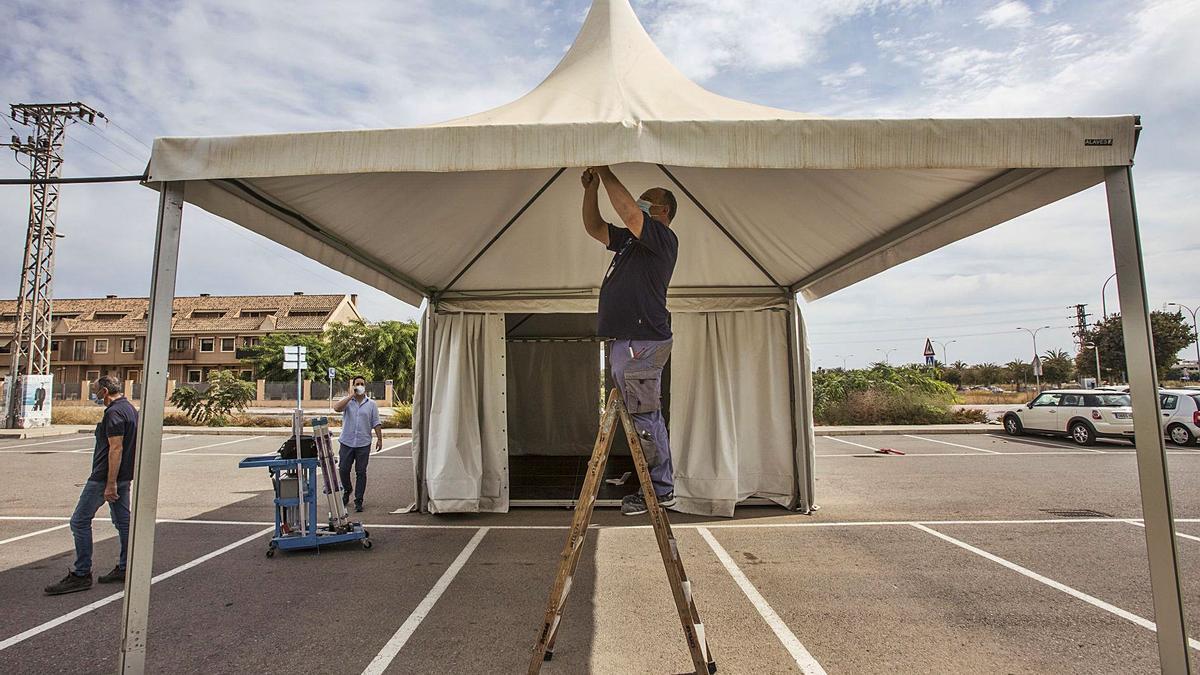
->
[911, 523, 1200, 651]
[816, 450, 1099, 458]
[0, 436, 88, 450]
[1125, 520, 1200, 544]
[361, 527, 489, 675]
[0, 523, 71, 545]
[165, 436, 263, 455]
[0, 526, 272, 652]
[824, 437, 878, 452]
[698, 527, 827, 674]
[373, 440, 412, 456]
[903, 435, 1000, 454]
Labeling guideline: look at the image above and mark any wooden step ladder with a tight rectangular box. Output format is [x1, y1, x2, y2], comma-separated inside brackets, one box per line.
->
[528, 388, 717, 674]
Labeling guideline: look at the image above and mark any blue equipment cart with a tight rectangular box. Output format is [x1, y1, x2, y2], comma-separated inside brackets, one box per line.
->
[238, 453, 371, 556]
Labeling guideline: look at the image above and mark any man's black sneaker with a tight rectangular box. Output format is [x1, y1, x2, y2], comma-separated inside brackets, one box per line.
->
[620, 491, 676, 516]
[355, 502, 363, 513]
[98, 565, 125, 584]
[44, 570, 92, 595]
[342, 492, 350, 507]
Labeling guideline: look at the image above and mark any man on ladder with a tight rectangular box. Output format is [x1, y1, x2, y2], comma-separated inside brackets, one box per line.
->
[581, 166, 678, 515]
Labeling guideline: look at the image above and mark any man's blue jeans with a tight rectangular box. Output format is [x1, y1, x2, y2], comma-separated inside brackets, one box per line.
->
[71, 480, 131, 576]
[339, 443, 371, 505]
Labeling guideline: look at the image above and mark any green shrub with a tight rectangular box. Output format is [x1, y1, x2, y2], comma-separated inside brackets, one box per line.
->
[168, 370, 256, 426]
[385, 402, 412, 429]
[814, 364, 980, 425]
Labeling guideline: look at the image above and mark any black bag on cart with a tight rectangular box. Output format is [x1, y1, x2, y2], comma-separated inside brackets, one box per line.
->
[278, 435, 317, 459]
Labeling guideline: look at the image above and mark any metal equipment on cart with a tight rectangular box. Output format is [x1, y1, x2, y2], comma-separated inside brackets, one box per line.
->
[238, 415, 371, 556]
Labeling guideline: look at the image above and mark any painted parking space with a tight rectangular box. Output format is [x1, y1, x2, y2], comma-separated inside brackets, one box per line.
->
[706, 524, 1166, 674]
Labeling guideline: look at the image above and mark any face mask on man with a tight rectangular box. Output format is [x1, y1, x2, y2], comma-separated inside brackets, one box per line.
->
[93, 388, 107, 406]
[636, 199, 655, 217]
[354, 385, 366, 396]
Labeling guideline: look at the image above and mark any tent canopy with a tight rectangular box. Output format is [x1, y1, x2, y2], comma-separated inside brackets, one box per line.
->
[146, 0, 1136, 308]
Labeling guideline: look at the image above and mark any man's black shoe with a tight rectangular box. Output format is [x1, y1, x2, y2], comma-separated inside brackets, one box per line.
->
[355, 502, 363, 513]
[45, 570, 92, 595]
[342, 491, 350, 507]
[620, 491, 676, 516]
[98, 565, 125, 584]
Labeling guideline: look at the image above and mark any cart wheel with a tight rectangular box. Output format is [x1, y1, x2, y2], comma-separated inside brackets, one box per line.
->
[266, 548, 275, 558]
[362, 539, 373, 550]
[362, 529, 370, 539]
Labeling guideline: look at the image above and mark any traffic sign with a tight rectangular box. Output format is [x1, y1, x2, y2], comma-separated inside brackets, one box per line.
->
[1031, 355, 1043, 377]
[923, 338, 935, 357]
[283, 345, 308, 371]
[328, 367, 337, 380]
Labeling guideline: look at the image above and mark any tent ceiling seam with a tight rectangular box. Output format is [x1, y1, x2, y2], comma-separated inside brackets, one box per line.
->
[656, 164, 785, 290]
[436, 167, 567, 299]
[217, 179, 429, 300]
[788, 167, 1050, 293]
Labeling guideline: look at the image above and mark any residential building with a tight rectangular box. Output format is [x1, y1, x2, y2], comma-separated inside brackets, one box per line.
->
[0, 293, 363, 393]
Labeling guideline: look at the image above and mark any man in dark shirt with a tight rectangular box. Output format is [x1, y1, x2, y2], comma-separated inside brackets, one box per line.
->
[45, 375, 138, 595]
[581, 166, 679, 516]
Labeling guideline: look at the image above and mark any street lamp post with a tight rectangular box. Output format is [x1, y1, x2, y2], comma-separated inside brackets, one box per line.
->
[932, 339, 957, 366]
[1085, 341, 1102, 385]
[876, 347, 897, 365]
[1101, 272, 1117, 319]
[835, 354, 853, 370]
[1017, 326, 1052, 391]
[1166, 303, 1199, 378]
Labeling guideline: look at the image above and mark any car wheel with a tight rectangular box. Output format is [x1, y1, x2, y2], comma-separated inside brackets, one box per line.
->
[1167, 424, 1195, 446]
[1004, 415, 1023, 436]
[1070, 421, 1097, 446]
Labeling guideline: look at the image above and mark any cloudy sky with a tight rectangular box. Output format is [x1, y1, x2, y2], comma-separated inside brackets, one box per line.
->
[1, 0, 1196, 369]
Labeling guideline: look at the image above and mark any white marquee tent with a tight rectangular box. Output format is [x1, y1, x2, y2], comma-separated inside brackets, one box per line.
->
[114, 0, 1187, 670]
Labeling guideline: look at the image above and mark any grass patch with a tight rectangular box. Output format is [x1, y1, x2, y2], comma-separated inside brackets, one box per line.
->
[958, 391, 1032, 405]
[51, 406, 103, 425]
[815, 364, 988, 425]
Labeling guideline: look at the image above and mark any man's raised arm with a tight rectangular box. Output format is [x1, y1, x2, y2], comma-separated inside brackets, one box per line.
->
[594, 166, 644, 238]
[581, 168, 609, 245]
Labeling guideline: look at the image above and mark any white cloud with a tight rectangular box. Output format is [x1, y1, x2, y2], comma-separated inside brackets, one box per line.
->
[979, 1, 1035, 29]
[638, 0, 934, 80]
[819, 62, 868, 87]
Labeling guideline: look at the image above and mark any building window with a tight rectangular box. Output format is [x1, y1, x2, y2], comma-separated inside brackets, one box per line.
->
[192, 311, 224, 319]
[173, 337, 191, 352]
[187, 369, 202, 383]
[86, 370, 100, 382]
[242, 337, 261, 348]
[94, 313, 126, 321]
[240, 369, 254, 381]
[240, 310, 273, 318]
[199, 338, 215, 352]
[221, 337, 235, 352]
[51, 340, 61, 352]
[121, 338, 136, 353]
[288, 311, 326, 318]
[94, 339, 109, 354]
[73, 340, 86, 360]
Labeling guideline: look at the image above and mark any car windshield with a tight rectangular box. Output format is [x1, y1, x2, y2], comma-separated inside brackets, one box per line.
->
[1090, 394, 1131, 407]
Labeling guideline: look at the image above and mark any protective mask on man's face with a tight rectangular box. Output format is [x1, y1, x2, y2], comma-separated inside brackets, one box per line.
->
[93, 390, 106, 406]
[636, 199, 654, 217]
[354, 385, 366, 396]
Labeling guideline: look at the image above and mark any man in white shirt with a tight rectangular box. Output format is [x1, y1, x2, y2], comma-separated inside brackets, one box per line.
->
[333, 375, 383, 512]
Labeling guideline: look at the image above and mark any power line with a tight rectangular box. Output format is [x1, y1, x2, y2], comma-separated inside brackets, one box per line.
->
[809, 324, 1076, 347]
[77, 120, 147, 165]
[810, 313, 1067, 337]
[804, 303, 1069, 327]
[65, 128, 139, 174]
[102, 117, 152, 151]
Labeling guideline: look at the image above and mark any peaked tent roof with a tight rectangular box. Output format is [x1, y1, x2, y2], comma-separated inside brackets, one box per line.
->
[147, 0, 1137, 307]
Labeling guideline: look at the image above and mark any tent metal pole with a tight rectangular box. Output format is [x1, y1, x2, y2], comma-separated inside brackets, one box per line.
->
[118, 181, 184, 674]
[438, 168, 566, 297]
[656, 164, 785, 290]
[1105, 166, 1191, 675]
[783, 300, 803, 511]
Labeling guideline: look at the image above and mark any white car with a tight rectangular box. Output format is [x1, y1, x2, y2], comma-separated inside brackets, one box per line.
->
[1160, 390, 1200, 446]
[1003, 389, 1134, 446]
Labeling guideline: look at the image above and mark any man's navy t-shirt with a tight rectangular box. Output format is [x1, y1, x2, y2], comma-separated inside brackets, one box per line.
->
[597, 212, 678, 340]
[90, 397, 138, 483]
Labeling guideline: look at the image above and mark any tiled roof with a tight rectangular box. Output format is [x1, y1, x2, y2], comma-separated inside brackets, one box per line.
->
[0, 294, 353, 336]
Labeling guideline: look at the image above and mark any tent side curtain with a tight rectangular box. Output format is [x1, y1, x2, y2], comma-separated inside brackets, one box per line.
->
[413, 311, 508, 513]
[670, 308, 800, 517]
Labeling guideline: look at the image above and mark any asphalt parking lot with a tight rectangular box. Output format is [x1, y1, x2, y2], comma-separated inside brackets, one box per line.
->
[2, 431, 1199, 673]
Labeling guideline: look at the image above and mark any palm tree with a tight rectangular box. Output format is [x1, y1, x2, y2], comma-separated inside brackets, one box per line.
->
[1041, 348, 1076, 387]
[1005, 359, 1029, 388]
